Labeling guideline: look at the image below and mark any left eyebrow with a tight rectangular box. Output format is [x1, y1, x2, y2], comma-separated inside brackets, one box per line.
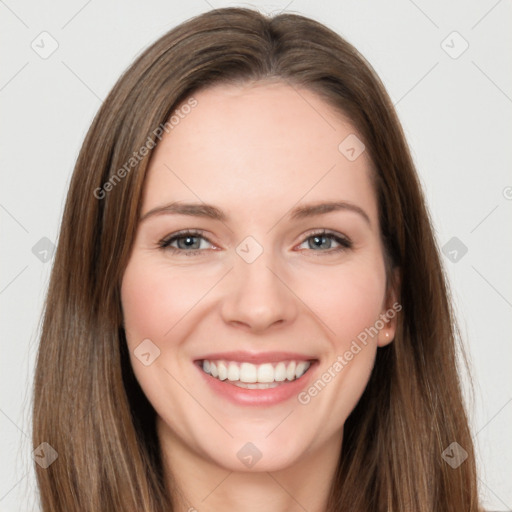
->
[289, 200, 371, 227]
[139, 200, 371, 227]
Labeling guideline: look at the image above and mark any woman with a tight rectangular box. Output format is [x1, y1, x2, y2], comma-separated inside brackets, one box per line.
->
[32, 7, 481, 511]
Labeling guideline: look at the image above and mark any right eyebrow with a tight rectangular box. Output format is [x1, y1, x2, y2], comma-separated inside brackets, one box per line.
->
[140, 202, 227, 223]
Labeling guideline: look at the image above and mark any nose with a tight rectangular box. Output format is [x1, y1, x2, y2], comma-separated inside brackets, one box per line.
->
[220, 250, 298, 333]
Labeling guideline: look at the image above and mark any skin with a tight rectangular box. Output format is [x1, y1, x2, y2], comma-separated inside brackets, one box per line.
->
[121, 81, 399, 512]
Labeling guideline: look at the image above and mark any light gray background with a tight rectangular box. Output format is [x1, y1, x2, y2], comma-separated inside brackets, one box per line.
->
[1, 0, 511, 510]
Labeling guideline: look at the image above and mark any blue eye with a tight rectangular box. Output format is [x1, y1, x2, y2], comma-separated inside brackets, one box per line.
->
[158, 229, 352, 255]
[158, 230, 211, 255]
[298, 230, 352, 253]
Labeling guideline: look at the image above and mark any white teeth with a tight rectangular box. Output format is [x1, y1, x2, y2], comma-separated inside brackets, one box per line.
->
[217, 361, 228, 381]
[295, 361, 308, 379]
[274, 362, 287, 382]
[257, 363, 275, 383]
[227, 363, 239, 381]
[233, 381, 280, 389]
[286, 361, 296, 381]
[200, 359, 312, 384]
[239, 362, 257, 383]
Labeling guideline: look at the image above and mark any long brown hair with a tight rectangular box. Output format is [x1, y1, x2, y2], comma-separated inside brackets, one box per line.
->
[32, 7, 481, 511]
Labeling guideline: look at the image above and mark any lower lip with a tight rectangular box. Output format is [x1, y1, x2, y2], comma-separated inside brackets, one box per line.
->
[194, 361, 318, 406]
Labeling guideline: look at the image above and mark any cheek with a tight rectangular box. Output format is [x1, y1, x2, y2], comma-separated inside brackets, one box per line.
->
[122, 250, 387, 352]
[121, 261, 162, 343]
[335, 278, 383, 340]
[121, 257, 210, 344]
[120, 258, 203, 417]
[297, 260, 387, 349]
[293, 263, 386, 429]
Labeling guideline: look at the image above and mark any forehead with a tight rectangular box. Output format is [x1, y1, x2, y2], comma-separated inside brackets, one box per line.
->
[141, 81, 378, 226]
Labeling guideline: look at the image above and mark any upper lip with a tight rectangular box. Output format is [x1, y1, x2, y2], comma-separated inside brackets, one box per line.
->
[195, 351, 317, 364]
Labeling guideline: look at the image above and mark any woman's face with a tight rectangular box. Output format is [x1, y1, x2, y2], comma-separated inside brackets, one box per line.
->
[121, 81, 398, 473]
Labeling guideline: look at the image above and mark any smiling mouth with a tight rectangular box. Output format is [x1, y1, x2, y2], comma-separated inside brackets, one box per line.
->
[196, 359, 316, 389]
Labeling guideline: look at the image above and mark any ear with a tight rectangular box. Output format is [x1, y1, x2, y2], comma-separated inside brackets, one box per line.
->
[377, 267, 401, 347]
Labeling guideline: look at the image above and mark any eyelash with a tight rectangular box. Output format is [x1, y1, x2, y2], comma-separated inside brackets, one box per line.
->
[157, 229, 352, 256]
